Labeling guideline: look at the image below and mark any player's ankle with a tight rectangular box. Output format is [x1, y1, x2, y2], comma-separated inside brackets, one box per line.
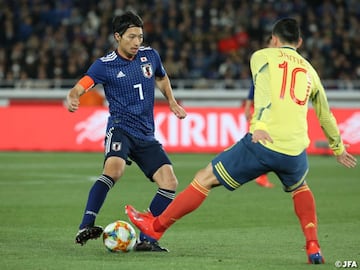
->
[153, 218, 167, 232]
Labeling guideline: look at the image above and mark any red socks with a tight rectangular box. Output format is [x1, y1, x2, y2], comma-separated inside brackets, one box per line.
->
[292, 184, 318, 244]
[154, 179, 209, 231]
[153, 179, 319, 247]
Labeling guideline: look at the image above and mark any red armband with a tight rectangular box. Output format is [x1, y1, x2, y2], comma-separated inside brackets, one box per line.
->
[77, 75, 95, 92]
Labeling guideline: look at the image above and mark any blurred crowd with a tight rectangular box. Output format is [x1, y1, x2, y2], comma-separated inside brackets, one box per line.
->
[0, 0, 359, 89]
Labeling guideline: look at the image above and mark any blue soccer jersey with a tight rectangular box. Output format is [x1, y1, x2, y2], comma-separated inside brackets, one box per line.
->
[86, 47, 166, 141]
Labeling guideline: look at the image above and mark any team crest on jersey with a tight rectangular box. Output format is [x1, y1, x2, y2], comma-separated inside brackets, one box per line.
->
[112, 142, 122, 151]
[141, 63, 153, 78]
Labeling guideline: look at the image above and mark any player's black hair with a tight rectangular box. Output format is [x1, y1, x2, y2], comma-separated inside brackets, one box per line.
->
[272, 18, 300, 44]
[112, 11, 143, 35]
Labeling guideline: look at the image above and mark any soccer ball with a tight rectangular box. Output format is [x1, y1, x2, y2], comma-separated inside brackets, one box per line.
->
[102, 220, 137, 252]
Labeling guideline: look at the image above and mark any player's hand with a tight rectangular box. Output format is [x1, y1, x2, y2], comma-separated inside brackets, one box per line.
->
[252, 129, 273, 145]
[66, 92, 80, 112]
[336, 149, 357, 168]
[170, 102, 187, 119]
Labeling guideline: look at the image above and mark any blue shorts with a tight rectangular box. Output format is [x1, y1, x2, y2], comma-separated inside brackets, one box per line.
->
[211, 133, 308, 192]
[104, 127, 171, 181]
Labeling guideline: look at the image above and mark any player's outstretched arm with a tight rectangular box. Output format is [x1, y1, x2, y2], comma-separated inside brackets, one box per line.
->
[335, 149, 357, 168]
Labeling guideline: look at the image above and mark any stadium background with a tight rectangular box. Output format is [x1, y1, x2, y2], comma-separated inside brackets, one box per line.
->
[1, 0, 359, 85]
[0, 2, 359, 270]
[0, 0, 359, 153]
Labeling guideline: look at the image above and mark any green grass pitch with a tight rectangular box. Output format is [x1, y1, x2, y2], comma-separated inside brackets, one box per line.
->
[0, 152, 359, 270]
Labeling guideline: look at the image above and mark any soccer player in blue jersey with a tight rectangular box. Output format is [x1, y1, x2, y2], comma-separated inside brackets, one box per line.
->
[125, 18, 357, 263]
[66, 11, 186, 251]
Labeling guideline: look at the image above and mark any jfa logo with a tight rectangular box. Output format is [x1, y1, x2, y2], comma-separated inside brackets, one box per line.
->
[335, 260, 358, 268]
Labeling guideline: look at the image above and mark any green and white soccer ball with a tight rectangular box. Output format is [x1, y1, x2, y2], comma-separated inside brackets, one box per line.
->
[102, 220, 137, 252]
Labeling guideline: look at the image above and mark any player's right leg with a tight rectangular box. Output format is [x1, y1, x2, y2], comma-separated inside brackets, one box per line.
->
[238, 134, 324, 263]
[75, 127, 129, 245]
[274, 150, 324, 264]
[292, 184, 324, 264]
[74, 169, 120, 245]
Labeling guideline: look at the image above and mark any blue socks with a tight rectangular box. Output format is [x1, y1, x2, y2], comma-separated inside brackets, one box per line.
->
[79, 174, 114, 229]
[139, 188, 175, 243]
[79, 176, 175, 244]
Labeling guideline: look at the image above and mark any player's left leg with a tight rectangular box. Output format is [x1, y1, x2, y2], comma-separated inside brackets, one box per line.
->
[131, 140, 177, 252]
[136, 164, 176, 251]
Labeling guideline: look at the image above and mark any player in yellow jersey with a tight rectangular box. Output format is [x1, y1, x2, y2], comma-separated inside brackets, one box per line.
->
[125, 18, 357, 264]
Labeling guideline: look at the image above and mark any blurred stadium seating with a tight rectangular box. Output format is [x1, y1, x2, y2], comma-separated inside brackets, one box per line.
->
[0, 0, 359, 91]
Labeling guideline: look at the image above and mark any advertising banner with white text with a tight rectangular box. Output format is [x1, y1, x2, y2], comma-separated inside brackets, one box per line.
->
[0, 105, 359, 154]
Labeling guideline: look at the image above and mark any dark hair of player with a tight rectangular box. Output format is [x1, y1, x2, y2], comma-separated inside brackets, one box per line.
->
[272, 18, 300, 44]
[112, 11, 143, 36]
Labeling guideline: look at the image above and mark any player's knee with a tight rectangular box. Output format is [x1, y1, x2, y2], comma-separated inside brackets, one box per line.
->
[102, 170, 123, 182]
[153, 164, 178, 190]
[159, 177, 178, 190]
[103, 157, 126, 182]
[194, 164, 219, 189]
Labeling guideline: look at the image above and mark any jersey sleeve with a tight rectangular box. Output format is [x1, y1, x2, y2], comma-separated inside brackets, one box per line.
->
[310, 70, 345, 155]
[250, 49, 271, 132]
[85, 59, 107, 85]
[152, 49, 166, 78]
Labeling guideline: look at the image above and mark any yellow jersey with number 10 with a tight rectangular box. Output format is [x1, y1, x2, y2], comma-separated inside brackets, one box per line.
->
[249, 47, 344, 156]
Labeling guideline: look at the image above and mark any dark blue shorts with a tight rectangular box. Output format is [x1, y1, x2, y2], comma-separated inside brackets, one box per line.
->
[211, 133, 308, 192]
[104, 127, 171, 181]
